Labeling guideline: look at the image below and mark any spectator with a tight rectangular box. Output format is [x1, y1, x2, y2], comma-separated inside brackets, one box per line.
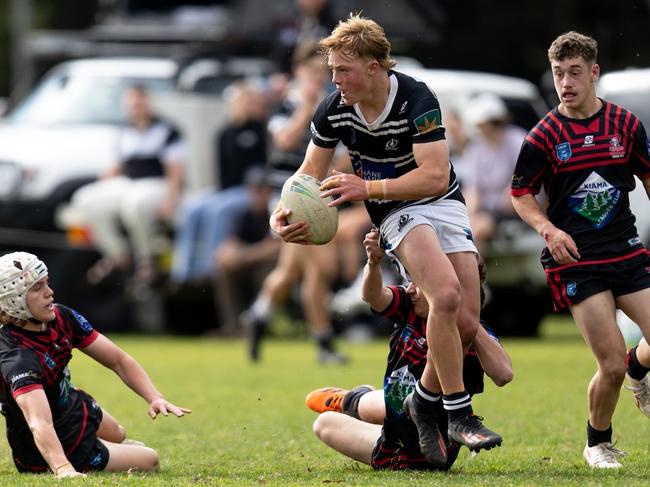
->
[68, 84, 186, 287]
[170, 80, 269, 284]
[211, 167, 280, 336]
[461, 93, 527, 253]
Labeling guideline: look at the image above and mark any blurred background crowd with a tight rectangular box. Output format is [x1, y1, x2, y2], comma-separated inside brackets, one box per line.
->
[0, 0, 648, 354]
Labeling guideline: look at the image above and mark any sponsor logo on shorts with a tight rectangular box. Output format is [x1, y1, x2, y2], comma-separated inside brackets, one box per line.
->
[628, 236, 642, 247]
[567, 282, 577, 297]
[463, 227, 474, 241]
[413, 109, 441, 135]
[397, 213, 414, 232]
[555, 142, 572, 161]
[89, 452, 104, 467]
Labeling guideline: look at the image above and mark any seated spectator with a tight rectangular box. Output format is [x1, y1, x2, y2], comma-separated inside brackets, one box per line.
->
[461, 93, 527, 253]
[211, 168, 280, 336]
[169, 80, 269, 284]
[68, 84, 186, 287]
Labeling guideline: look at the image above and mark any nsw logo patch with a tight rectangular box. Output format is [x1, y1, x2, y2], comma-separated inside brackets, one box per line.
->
[555, 142, 572, 161]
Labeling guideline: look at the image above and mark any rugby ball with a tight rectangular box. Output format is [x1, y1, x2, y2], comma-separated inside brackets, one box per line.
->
[280, 174, 338, 244]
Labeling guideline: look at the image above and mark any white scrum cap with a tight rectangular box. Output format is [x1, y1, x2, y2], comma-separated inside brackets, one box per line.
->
[0, 252, 48, 320]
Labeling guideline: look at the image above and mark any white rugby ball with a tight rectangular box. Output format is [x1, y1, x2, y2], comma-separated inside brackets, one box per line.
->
[280, 174, 338, 244]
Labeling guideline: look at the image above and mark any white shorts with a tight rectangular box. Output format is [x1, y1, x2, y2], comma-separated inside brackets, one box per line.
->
[379, 199, 477, 258]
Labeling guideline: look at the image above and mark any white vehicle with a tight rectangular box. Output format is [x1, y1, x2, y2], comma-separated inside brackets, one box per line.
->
[597, 68, 650, 242]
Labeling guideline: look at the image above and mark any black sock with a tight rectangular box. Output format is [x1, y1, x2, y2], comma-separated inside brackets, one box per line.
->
[587, 420, 612, 447]
[413, 380, 441, 408]
[626, 346, 650, 380]
[342, 385, 374, 419]
[315, 334, 335, 353]
[443, 391, 473, 420]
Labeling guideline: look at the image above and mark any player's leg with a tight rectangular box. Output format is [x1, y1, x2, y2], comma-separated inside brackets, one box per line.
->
[298, 242, 346, 363]
[96, 409, 126, 443]
[616, 288, 650, 417]
[569, 291, 627, 468]
[312, 412, 381, 464]
[447, 251, 481, 349]
[100, 440, 160, 472]
[306, 386, 382, 423]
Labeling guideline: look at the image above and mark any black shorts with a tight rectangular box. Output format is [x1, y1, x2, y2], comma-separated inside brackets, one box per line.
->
[13, 389, 110, 473]
[544, 249, 650, 311]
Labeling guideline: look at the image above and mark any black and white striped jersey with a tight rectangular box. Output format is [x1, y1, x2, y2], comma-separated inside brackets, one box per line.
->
[310, 70, 463, 226]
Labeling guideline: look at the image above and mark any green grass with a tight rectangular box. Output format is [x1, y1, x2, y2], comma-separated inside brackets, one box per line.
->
[2, 316, 649, 486]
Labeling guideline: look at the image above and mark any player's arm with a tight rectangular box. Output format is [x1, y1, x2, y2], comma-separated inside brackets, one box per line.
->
[269, 141, 336, 242]
[642, 176, 650, 200]
[361, 228, 393, 311]
[511, 193, 580, 264]
[15, 390, 85, 478]
[81, 334, 191, 419]
[472, 326, 513, 387]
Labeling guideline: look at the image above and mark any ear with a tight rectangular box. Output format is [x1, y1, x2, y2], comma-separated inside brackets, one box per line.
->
[591, 63, 600, 81]
[367, 59, 380, 76]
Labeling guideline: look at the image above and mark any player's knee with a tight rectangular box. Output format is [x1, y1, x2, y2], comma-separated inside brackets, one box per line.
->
[116, 424, 127, 442]
[600, 359, 626, 386]
[140, 447, 160, 471]
[312, 412, 336, 441]
[432, 284, 462, 316]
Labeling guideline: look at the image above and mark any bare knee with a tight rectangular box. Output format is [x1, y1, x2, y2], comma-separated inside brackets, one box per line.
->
[140, 447, 160, 472]
[599, 358, 626, 386]
[313, 412, 337, 442]
[429, 283, 461, 318]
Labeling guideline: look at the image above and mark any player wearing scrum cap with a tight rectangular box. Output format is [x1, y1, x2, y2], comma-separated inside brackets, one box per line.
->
[0, 252, 190, 478]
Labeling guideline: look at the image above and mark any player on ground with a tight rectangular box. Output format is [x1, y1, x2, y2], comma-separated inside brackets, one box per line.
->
[270, 14, 502, 464]
[0, 252, 190, 477]
[303, 229, 512, 469]
[511, 31, 650, 468]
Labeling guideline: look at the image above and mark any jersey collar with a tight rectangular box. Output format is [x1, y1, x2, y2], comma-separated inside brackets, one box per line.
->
[353, 72, 398, 130]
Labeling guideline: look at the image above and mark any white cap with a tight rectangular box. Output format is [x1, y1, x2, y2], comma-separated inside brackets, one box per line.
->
[464, 93, 508, 126]
[0, 252, 48, 321]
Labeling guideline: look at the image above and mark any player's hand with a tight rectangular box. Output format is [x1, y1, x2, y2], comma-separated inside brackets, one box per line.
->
[543, 225, 580, 264]
[364, 228, 384, 264]
[148, 398, 192, 419]
[269, 205, 313, 244]
[54, 463, 85, 478]
[320, 170, 368, 206]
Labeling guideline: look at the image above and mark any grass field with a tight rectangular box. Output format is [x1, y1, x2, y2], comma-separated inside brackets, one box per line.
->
[1, 316, 649, 486]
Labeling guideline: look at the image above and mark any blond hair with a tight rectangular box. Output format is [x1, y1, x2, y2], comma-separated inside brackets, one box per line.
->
[548, 31, 598, 64]
[319, 13, 396, 70]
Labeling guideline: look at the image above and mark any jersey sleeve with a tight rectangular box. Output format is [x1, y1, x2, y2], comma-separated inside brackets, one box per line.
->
[0, 348, 44, 399]
[310, 95, 340, 149]
[408, 85, 446, 144]
[162, 125, 187, 165]
[375, 285, 412, 321]
[630, 119, 650, 179]
[59, 305, 99, 348]
[511, 136, 549, 197]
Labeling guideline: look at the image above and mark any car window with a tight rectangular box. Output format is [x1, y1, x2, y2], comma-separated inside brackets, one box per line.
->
[8, 74, 174, 125]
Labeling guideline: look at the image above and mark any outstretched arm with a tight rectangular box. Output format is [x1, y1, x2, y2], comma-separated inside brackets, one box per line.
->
[82, 334, 191, 419]
[16, 390, 85, 478]
[472, 326, 513, 387]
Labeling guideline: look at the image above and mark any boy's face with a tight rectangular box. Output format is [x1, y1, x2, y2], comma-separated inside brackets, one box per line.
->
[26, 277, 55, 323]
[406, 282, 429, 318]
[551, 56, 599, 112]
[327, 51, 374, 106]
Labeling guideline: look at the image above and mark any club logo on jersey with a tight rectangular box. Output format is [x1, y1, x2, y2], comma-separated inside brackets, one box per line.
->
[385, 138, 399, 151]
[609, 135, 625, 158]
[566, 282, 577, 297]
[555, 142, 572, 161]
[72, 309, 93, 332]
[398, 213, 414, 232]
[583, 135, 594, 147]
[385, 365, 417, 415]
[399, 101, 408, 114]
[413, 109, 441, 135]
[568, 172, 620, 229]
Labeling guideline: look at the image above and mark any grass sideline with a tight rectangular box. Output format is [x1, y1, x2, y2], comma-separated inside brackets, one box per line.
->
[0, 316, 649, 486]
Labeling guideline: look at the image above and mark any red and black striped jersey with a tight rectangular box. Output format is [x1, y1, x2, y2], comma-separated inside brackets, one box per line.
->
[375, 285, 485, 450]
[512, 100, 650, 265]
[0, 304, 99, 427]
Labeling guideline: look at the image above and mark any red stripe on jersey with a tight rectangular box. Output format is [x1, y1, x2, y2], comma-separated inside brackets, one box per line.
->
[12, 384, 43, 399]
[78, 330, 99, 349]
[511, 187, 536, 197]
[546, 248, 648, 272]
[557, 158, 628, 172]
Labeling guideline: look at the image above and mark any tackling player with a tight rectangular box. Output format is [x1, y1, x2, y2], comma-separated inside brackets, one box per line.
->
[0, 252, 190, 478]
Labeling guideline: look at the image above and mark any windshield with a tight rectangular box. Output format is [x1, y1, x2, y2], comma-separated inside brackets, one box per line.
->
[8, 73, 174, 125]
[605, 92, 650, 129]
